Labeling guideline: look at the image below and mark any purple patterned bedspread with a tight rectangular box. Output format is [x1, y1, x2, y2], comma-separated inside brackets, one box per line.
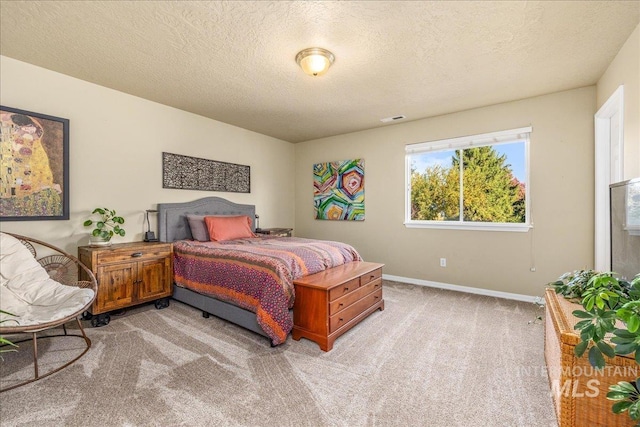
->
[173, 236, 362, 345]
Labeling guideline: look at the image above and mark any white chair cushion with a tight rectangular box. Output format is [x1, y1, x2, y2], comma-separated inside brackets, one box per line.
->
[0, 233, 95, 327]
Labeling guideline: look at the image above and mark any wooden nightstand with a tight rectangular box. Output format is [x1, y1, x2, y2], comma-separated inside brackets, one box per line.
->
[255, 228, 293, 237]
[78, 241, 173, 327]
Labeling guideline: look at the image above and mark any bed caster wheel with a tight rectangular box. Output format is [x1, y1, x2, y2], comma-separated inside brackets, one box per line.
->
[81, 311, 93, 321]
[91, 313, 110, 327]
[154, 298, 170, 309]
[202, 311, 210, 318]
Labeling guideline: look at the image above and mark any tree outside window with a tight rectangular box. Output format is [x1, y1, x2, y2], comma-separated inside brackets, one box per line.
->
[406, 128, 530, 231]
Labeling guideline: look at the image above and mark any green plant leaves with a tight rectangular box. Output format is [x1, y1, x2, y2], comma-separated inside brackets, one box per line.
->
[83, 207, 126, 240]
[628, 401, 640, 421]
[574, 340, 589, 358]
[596, 340, 616, 358]
[588, 345, 606, 369]
[548, 269, 599, 300]
[0, 310, 19, 357]
[617, 301, 640, 334]
[558, 270, 640, 425]
[607, 380, 640, 420]
[629, 316, 640, 334]
[612, 400, 633, 414]
[572, 310, 594, 319]
[573, 306, 616, 349]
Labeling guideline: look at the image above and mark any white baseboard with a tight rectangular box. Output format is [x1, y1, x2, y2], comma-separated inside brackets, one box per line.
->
[382, 273, 541, 304]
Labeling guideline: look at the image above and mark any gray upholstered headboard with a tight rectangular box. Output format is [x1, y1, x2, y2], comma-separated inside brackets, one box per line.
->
[157, 197, 256, 242]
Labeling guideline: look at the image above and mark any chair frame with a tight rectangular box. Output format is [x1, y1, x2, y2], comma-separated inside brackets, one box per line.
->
[0, 233, 98, 393]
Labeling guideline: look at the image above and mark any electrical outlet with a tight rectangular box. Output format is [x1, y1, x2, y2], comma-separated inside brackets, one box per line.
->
[440, 258, 446, 267]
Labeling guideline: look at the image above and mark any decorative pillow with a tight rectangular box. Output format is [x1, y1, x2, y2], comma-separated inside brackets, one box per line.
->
[204, 215, 255, 241]
[186, 214, 210, 241]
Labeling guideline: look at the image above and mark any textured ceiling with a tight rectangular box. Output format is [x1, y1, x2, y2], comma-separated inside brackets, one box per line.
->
[1, 1, 639, 143]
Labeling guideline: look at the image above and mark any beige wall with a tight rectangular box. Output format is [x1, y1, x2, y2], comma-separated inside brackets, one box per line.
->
[295, 87, 596, 297]
[0, 56, 295, 253]
[597, 23, 640, 180]
[0, 52, 615, 298]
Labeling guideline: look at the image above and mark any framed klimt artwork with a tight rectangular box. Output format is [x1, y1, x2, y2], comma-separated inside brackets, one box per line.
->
[0, 106, 70, 221]
[314, 158, 364, 221]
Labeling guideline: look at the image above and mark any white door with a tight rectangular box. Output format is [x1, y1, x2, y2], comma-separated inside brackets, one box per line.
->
[594, 85, 624, 271]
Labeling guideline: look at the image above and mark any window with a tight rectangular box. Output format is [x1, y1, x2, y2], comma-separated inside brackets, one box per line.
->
[405, 127, 531, 232]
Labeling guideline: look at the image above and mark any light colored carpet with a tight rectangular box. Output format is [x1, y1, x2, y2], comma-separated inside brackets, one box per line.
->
[0, 281, 557, 427]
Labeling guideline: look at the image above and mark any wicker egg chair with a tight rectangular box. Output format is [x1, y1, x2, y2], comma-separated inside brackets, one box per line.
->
[0, 232, 98, 393]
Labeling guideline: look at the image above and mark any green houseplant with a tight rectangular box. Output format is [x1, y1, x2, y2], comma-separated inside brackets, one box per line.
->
[83, 207, 126, 246]
[550, 271, 640, 424]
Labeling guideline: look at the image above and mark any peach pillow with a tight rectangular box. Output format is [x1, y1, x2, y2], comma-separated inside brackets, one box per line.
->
[204, 215, 255, 241]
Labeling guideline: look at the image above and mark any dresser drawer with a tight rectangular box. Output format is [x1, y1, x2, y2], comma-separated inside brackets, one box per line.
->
[329, 288, 383, 333]
[328, 277, 360, 301]
[97, 246, 171, 264]
[329, 278, 382, 316]
[360, 268, 382, 286]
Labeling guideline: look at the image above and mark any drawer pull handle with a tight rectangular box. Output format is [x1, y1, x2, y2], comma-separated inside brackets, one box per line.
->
[131, 252, 143, 258]
[344, 287, 349, 292]
[370, 275, 375, 280]
[339, 318, 344, 322]
[339, 303, 344, 308]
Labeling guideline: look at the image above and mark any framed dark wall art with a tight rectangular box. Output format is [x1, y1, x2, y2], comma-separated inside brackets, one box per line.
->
[0, 106, 70, 221]
[162, 152, 250, 193]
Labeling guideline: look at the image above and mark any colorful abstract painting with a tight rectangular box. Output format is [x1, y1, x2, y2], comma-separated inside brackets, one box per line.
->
[314, 159, 364, 221]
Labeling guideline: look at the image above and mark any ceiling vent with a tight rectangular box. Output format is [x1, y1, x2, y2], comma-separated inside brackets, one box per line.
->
[380, 115, 406, 123]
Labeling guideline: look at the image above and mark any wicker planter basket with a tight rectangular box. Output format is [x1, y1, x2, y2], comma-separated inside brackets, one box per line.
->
[544, 288, 637, 427]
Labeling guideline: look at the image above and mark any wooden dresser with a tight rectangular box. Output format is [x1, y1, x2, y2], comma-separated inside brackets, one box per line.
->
[292, 261, 384, 351]
[78, 241, 173, 327]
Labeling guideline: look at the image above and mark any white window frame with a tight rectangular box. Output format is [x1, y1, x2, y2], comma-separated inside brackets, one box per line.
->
[405, 127, 532, 232]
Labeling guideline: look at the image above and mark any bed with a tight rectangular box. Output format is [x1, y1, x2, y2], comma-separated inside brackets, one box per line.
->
[157, 197, 362, 346]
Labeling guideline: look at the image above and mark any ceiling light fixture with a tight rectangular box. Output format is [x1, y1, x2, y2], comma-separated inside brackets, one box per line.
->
[296, 47, 335, 77]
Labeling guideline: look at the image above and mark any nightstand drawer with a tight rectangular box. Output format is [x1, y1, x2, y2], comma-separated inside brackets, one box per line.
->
[97, 246, 171, 264]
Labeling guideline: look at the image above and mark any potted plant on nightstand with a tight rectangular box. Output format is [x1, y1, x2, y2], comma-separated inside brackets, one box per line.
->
[83, 207, 126, 246]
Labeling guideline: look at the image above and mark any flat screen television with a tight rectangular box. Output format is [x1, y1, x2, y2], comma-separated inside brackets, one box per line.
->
[610, 177, 640, 280]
